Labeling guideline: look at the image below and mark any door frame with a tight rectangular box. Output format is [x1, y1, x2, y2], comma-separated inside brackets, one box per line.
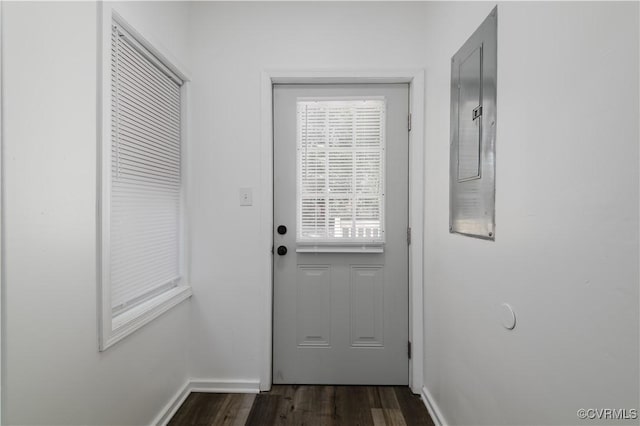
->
[259, 70, 425, 393]
[0, 2, 4, 420]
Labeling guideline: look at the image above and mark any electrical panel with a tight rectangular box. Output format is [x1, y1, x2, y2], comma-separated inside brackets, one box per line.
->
[450, 7, 497, 240]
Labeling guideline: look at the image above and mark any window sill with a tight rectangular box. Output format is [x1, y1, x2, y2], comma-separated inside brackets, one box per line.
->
[296, 245, 384, 253]
[101, 286, 192, 351]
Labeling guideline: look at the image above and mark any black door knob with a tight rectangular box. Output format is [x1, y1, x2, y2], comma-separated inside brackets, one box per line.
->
[277, 245, 288, 256]
[277, 225, 287, 235]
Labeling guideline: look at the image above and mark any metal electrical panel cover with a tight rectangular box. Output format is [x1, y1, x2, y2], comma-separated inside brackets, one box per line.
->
[450, 7, 497, 240]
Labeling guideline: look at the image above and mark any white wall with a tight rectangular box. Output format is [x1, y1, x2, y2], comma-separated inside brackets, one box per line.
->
[3, 2, 192, 424]
[186, 1, 430, 382]
[421, 2, 639, 425]
[187, 6, 639, 425]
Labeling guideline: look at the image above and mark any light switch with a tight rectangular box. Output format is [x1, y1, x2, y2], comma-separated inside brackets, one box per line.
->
[239, 188, 253, 206]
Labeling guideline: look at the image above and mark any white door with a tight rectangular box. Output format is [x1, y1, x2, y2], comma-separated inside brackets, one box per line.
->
[273, 84, 409, 385]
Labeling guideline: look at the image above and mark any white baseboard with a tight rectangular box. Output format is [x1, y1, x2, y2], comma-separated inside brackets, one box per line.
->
[189, 379, 261, 394]
[152, 379, 261, 426]
[152, 381, 191, 426]
[421, 385, 447, 426]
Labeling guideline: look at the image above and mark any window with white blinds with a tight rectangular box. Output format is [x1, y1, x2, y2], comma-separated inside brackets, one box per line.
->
[110, 23, 183, 315]
[297, 98, 386, 245]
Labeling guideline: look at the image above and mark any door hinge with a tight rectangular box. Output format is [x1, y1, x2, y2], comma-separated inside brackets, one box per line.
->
[408, 341, 412, 359]
[472, 105, 483, 121]
[407, 113, 412, 132]
[407, 227, 412, 245]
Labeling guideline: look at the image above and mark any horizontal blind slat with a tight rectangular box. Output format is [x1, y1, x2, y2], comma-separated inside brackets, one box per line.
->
[115, 123, 181, 157]
[116, 105, 181, 144]
[114, 62, 181, 117]
[112, 175, 181, 191]
[115, 87, 181, 135]
[113, 157, 181, 181]
[116, 35, 181, 101]
[111, 183, 180, 197]
[112, 139, 181, 168]
[114, 74, 180, 124]
[113, 66, 180, 116]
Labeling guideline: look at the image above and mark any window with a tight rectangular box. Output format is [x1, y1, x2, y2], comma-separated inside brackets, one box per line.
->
[99, 18, 191, 350]
[296, 98, 386, 249]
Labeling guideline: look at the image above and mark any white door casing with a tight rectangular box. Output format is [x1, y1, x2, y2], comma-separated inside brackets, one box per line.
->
[259, 70, 425, 393]
[273, 84, 409, 384]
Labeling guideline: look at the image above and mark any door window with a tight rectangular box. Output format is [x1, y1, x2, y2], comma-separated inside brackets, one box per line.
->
[296, 98, 386, 247]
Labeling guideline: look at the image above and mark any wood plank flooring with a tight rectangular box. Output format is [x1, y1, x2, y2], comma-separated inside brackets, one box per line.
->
[168, 385, 435, 426]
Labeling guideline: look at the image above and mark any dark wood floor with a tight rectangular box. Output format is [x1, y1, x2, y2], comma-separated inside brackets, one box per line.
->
[168, 385, 435, 426]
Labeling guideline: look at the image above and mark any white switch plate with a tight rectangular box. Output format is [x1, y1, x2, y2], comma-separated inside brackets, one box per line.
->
[239, 188, 253, 206]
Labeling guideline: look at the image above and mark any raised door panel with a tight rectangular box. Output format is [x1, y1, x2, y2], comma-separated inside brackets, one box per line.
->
[350, 265, 384, 347]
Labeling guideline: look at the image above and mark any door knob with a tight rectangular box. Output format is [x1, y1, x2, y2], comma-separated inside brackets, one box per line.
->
[277, 225, 287, 235]
[277, 245, 288, 256]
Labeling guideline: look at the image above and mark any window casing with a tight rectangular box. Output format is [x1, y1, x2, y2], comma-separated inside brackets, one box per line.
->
[99, 15, 191, 350]
[296, 98, 386, 250]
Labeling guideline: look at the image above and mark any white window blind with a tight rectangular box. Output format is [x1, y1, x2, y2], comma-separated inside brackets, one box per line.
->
[297, 98, 386, 245]
[110, 24, 183, 314]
